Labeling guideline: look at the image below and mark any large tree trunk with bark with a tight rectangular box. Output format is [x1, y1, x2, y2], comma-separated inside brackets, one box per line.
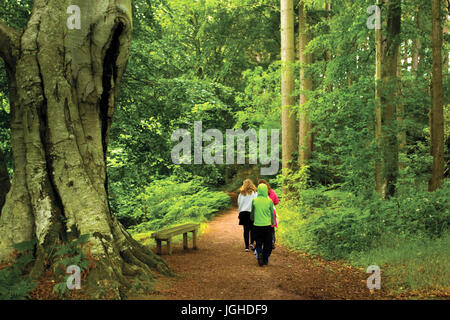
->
[0, 0, 171, 298]
[298, 2, 313, 167]
[281, 0, 297, 178]
[429, 0, 445, 191]
[374, 0, 401, 198]
[0, 150, 10, 211]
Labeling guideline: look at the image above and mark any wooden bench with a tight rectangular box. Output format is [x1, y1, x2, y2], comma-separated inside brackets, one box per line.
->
[151, 223, 200, 255]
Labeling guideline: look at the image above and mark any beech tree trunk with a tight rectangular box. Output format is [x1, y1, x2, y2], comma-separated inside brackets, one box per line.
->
[443, 1, 449, 72]
[429, 0, 445, 191]
[374, 1, 383, 195]
[0, 0, 171, 298]
[281, 0, 297, 175]
[0, 150, 10, 211]
[298, 2, 313, 167]
[375, 0, 401, 198]
[397, 46, 406, 155]
[412, 7, 422, 73]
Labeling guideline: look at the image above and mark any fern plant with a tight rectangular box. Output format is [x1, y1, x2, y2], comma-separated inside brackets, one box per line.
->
[0, 240, 37, 300]
[51, 234, 92, 298]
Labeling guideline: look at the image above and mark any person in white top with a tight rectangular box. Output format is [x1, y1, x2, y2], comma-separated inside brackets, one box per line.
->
[237, 179, 258, 252]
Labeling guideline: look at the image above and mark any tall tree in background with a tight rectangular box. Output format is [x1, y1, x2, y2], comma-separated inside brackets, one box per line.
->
[375, 0, 401, 198]
[397, 46, 406, 157]
[281, 0, 297, 177]
[429, 0, 445, 191]
[375, 0, 384, 196]
[298, 1, 313, 167]
[444, 1, 449, 71]
[0, 0, 170, 297]
[412, 5, 422, 72]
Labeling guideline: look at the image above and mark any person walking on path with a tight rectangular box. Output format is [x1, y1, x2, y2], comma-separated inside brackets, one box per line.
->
[238, 179, 257, 252]
[258, 179, 279, 249]
[251, 183, 274, 266]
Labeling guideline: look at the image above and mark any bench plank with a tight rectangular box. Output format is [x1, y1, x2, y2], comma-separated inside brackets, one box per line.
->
[151, 223, 200, 255]
[151, 223, 199, 236]
[151, 223, 199, 239]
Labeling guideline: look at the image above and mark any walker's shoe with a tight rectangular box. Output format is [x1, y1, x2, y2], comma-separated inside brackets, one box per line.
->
[250, 244, 255, 250]
[245, 248, 249, 252]
[263, 259, 269, 265]
[257, 253, 264, 266]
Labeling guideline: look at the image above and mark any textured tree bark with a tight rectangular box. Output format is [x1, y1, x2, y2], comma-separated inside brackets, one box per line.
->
[374, 1, 384, 196]
[429, 0, 445, 191]
[443, 1, 449, 72]
[281, 0, 297, 176]
[375, 0, 401, 198]
[0, 150, 10, 212]
[412, 7, 422, 73]
[397, 46, 406, 155]
[298, 2, 313, 167]
[0, 0, 171, 298]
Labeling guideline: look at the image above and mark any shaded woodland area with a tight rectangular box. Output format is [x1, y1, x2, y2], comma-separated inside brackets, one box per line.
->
[0, 0, 448, 299]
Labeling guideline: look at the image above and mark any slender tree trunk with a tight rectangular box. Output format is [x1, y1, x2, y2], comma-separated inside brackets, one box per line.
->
[412, 7, 422, 73]
[397, 46, 406, 154]
[0, 0, 171, 298]
[375, 1, 384, 195]
[325, 3, 333, 90]
[0, 149, 10, 212]
[429, 0, 445, 191]
[298, 1, 313, 167]
[443, 1, 449, 72]
[281, 0, 297, 176]
[375, 0, 401, 198]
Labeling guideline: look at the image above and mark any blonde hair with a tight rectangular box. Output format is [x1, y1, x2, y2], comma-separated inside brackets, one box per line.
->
[240, 179, 257, 196]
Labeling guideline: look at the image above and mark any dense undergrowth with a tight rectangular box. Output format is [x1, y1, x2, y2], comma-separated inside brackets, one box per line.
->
[118, 177, 231, 235]
[275, 169, 450, 293]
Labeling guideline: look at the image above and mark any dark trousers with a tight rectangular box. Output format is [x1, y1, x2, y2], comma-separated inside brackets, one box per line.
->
[243, 224, 254, 249]
[253, 226, 273, 263]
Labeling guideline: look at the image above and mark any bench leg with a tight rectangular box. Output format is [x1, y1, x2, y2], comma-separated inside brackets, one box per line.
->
[156, 240, 162, 255]
[183, 233, 188, 250]
[167, 238, 172, 255]
[192, 229, 198, 250]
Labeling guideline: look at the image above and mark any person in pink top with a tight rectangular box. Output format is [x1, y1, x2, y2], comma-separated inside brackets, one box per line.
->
[258, 179, 279, 249]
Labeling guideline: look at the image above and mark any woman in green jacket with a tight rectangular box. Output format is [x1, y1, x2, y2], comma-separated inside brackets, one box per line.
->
[251, 183, 274, 266]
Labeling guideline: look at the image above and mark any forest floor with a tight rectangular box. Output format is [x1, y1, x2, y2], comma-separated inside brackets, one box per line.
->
[136, 208, 393, 300]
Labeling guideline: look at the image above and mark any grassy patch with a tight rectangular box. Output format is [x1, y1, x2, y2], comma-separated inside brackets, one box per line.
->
[349, 233, 450, 293]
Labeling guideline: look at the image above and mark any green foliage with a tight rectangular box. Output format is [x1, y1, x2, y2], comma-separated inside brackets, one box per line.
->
[278, 181, 450, 261]
[0, 240, 37, 300]
[128, 177, 231, 233]
[0, 267, 37, 300]
[273, 167, 310, 203]
[52, 234, 92, 298]
[0, 0, 447, 298]
[235, 62, 281, 130]
[349, 234, 450, 291]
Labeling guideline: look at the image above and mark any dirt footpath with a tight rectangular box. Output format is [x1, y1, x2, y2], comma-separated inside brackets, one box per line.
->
[144, 208, 389, 300]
